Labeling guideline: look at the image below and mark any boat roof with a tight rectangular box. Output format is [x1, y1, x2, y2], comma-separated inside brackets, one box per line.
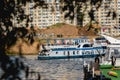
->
[46, 37, 89, 40]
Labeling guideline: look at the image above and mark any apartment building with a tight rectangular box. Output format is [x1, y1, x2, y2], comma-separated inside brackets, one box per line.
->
[13, 0, 120, 36]
[98, 0, 120, 36]
[21, 0, 64, 29]
[82, 0, 120, 36]
[13, 0, 77, 29]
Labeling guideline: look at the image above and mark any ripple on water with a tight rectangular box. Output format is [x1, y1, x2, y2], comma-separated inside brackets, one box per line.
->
[21, 56, 94, 80]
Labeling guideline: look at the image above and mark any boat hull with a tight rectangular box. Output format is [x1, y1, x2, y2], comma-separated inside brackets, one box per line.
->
[38, 53, 105, 60]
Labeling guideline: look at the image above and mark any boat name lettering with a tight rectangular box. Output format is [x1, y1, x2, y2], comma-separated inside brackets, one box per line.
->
[83, 50, 94, 54]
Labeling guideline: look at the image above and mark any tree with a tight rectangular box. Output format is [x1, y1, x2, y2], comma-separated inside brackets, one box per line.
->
[0, 0, 47, 79]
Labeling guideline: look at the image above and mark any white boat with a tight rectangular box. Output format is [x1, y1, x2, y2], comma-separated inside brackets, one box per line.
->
[38, 38, 107, 60]
[100, 34, 120, 58]
[93, 37, 108, 46]
[101, 34, 120, 48]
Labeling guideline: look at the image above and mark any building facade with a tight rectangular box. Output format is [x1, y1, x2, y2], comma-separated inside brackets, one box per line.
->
[24, 0, 64, 28]
[99, 0, 120, 36]
[82, 0, 120, 36]
[13, 0, 120, 36]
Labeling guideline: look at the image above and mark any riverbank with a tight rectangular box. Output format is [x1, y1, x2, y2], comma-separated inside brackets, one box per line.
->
[6, 38, 40, 55]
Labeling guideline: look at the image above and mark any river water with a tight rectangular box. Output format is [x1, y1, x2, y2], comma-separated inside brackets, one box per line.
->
[21, 55, 94, 80]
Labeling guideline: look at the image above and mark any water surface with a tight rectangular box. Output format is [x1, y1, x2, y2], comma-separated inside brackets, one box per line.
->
[22, 55, 94, 80]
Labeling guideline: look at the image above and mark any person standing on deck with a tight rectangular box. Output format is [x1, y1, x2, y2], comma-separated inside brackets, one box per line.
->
[111, 56, 116, 68]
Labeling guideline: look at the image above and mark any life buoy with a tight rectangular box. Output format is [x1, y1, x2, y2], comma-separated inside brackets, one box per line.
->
[107, 71, 118, 77]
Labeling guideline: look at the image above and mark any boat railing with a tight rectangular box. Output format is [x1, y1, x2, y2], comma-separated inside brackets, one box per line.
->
[46, 43, 79, 46]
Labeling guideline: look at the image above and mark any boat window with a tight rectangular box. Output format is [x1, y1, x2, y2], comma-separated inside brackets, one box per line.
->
[68, 51, 70, 56]
[82, 52, 84, 54]
[102, 46, 107, 49]
[77, 51, 79, 54]
[83, 44, 92, 47]
[73, 51, 75, 55]
[114, 49, 119, 55]
[78, 45, 81, 47]
[64, 51, 65, 55]
[56, 52, 58, 54]
[40, 53, 46, 56]
[75, 42, 78, 45]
